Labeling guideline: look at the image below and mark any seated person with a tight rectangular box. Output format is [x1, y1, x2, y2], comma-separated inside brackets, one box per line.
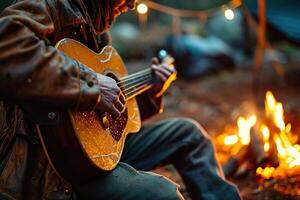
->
[0, 0, 241, 199]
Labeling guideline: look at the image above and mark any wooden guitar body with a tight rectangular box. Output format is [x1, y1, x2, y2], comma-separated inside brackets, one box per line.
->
[37, 39, 141, 184]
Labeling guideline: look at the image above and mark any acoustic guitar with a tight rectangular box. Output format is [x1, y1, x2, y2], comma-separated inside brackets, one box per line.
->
[36, 38, 175, 184]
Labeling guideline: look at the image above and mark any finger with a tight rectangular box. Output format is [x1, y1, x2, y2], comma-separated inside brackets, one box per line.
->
[153, 65, 172, 77]
[120, 105, 126, 113]
[151, 57, 159, 65]
[161, 64, 176, 73]
[155, 70, 168, 82]
[108, 105, 121, 119]
[119, 91, 126, 105]
[151, 64, 173, 74]
[156, 63, 176, 74]
[114, 99, 125, 113]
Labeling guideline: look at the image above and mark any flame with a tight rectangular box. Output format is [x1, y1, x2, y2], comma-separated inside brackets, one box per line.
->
[260, 125, 270, 152]
[224, 135, 239, 146]
[265, 91, 286, 131]
[265, 91, 276, 118]
[221, 115, 256, 148]
[257, 91, 300, 179]
[265, 91, 300, 168]
[256, 167, 275, 179]
[274, 103, 285, 131]
[217, 90, 300, 182]
[238, 115, 256, 145]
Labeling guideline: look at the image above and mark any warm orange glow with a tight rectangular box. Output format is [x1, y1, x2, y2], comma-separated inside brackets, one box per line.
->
[219, 115, 256, 148]
[256, 167, 275, 179]
[257, 91, 300, 179]
[274, 103, 285, 131]
[260, 125, 270, 152]
[218, 90, 300, 181]
[274, 134, 286, 157]
[238, 115, 256, 145]
[261, 125, 270, 140]
[263, 143, 270, 152]
[224, 135, 239, 146]
[265, 91, 276, 118]
[265, 91, 285, 131]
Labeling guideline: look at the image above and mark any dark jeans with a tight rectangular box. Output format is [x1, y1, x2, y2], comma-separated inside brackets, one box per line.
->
[74, 118, 241, 200]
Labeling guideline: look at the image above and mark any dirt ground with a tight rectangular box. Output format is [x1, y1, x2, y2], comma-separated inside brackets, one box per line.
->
[126, 60, 300, 200]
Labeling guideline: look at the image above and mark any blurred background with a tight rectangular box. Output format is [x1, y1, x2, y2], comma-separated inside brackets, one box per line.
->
[110, 0, 300, 199]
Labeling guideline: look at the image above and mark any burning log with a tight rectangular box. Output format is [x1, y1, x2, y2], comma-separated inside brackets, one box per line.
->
[250, 126, 278, 168]
[217, 90, 300, 193]
[254, 91, 300, 199]
[250, 127, 269, 166]
[222, 146, 249, 178]
[222, 126, 274, 179]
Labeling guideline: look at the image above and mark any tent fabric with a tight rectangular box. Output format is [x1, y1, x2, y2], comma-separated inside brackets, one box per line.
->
[245, 0, 300, 43]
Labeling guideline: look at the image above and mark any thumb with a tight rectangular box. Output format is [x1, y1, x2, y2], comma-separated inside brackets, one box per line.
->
[151, 57, 159, 65]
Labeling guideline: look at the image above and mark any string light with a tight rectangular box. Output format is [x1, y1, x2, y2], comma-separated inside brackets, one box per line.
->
[137, 3, 148, 15]
[143, 0, 241, 18]
[135, 0, 241, 31]
[224, 9, 235, 20]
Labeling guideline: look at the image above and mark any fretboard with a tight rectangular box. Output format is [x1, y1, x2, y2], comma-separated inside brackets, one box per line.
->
[118, 68, 154, 100]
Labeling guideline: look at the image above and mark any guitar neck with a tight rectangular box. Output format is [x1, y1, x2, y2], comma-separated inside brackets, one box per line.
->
[119, 68, 154, 100]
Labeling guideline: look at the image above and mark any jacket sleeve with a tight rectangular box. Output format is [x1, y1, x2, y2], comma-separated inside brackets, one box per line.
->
[0, 0, 100, 112]
[136, 93, 163, 121]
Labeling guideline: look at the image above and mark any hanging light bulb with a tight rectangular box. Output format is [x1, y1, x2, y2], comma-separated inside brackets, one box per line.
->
[137, 3, 148, 15]
[224, 9, 235, 20]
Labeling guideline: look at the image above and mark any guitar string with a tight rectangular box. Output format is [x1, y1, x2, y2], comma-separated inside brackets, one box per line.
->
[121, 80, 152, 95]
[116, 56, 173, 84]
[118, 75, 152, 90]
[118, 73, 150, 85]
[123, 79, 152, 96]
[118, 73, 152, 86]
[107, 67, 156, 99]
[125, 84, 152, 100]
[124, 84, 147, 97]
[119, 68, 152, 82]
[122, 78, 152, 95]
[116, 71, 153, 92]
[117, 70, 152, 85]
[126, 86, 152, 100]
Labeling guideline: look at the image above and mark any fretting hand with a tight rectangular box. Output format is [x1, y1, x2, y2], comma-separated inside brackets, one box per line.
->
[95, 74, 126, 119]
[147, 57, 177, 98]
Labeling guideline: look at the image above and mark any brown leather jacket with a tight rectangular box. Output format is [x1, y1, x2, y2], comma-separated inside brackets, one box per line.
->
[0, 0, 162, 199]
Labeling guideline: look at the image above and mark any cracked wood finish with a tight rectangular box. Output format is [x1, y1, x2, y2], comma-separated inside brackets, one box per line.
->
[36, 39, 141, 184]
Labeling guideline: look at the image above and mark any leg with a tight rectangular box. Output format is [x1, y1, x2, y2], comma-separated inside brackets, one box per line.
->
[121, 118, 241, 200]
[73, 163, 183, 200]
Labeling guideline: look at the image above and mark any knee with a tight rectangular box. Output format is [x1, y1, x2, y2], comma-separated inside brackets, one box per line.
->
[174, 117, 212, 143]
[138, 172, 182, 200]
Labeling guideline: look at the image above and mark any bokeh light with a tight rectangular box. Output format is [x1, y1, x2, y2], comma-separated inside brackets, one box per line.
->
[224, 9, 235, 20]
[137, 3, 148, 15]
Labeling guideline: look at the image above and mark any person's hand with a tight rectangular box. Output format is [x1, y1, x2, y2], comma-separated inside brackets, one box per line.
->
[147, 57, 177, 98]
[95, 74, 126, 119]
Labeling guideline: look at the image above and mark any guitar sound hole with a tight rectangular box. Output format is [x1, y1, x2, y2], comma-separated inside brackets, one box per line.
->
[107, 110, 128, 141]
[105, 72, 128, 141]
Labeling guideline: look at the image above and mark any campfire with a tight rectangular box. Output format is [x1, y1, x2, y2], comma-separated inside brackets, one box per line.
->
[215, 91, 300, 197]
